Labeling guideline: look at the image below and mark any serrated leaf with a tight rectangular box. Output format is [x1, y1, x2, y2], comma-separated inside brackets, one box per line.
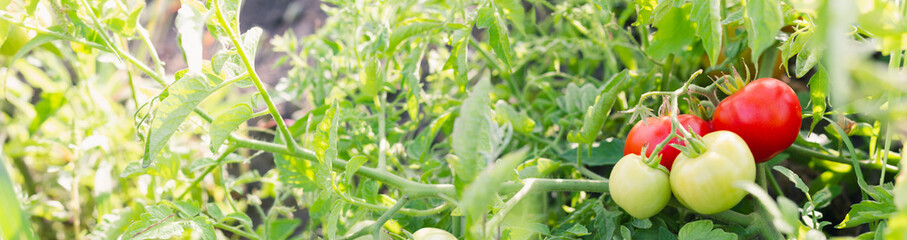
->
[190, 216, 215, 240]
[631, 218, 653, 229]
[169, 200, 200, 218]
[120, 161, 145, 178]
[176, 1, 206, 74]
[567, 72, 629, 144]
[838, 200, 897, 228]
[313, 102, 340, 191]
[566, 224, 590, 236]
[559, 138, 625, 166]
[678, 220, 737, 240]
[691, 0, 722, 66]
[241, 27, 262, 66]
[209, 104, 253, 152]
[205, 203, 224, 221]
[744, 0, 782, 58]
[489, 14, 513, 69]
[808, 65, 828, 132]
[647, 4, 697, 59]
[121, 205, 182, 240]
[28, 92, 66, 135]
[142, 74, 215, 167]
[773, 165, 810, 197]
[450, 79, 494, 184]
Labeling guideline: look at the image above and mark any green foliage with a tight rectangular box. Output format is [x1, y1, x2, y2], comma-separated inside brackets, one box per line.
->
[1, 0, 905, 239]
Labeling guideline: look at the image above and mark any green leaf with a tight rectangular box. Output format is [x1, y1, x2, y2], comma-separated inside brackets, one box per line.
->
[120, 161, 145, 178]
[387, 19, 442, 54]
[744, 0, 782, 58]
[28, 91, 66, 135]
[559, 138, 625, 166]
[269, 219, 301, 240]
[176, 1, 206, 74]
[556, 83, 599, 115]
[190, 216, 215, 240]
[241, 27, 263, 66]
[635, 226, 677, 240]
[634, 0, 659, 25]
[209, 104, 253, 152]
[461, 148, 529, 238]
[169, 200, 200, 218]
[566, 224, 590, 236]
[494, 100, 536, 134]
[0, 156, 37, 240]
[403, 43, 426, 121]
[838, 199, 897, 228]
[489, 13, 513, 69]
[678, 220, 737, 240]
[647, 4, 696, 59]
[691, 0, 722, 66]
[567, 72, 629, 144]
[324, 201, 344, 239]
[450, 79, 494, 184]
[344, 155, 368, 186]
[142, 74, 215, 167]
[773, 165, 810, 197]
[274, 134, 319, 190]
[121, 205, 182, 240]
[444, 30, 470, 91]
[9, 34, 57, 66]
[205, 203, 224, 222]
[808, 65, 828, 132]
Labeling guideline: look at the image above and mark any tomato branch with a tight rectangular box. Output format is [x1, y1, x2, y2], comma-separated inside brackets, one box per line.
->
[213, 0, 298, 153]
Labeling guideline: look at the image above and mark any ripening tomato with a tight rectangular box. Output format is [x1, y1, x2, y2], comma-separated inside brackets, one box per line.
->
[609, 154, 671, 219]
[670, 131, 756, 214]
[711, 78, 802, 163]
[624, 114, 712, 170]
[413, 227, 457, 240]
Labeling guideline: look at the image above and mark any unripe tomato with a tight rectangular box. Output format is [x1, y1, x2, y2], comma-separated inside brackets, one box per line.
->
[712, 78, 801, 163]
[413, 227, 457, 240]
[609, 154, 671, 219]
[670, 131, 756, 214]
[624, 114, 712, 170]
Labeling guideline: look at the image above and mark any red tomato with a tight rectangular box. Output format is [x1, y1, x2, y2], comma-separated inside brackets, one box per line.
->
[624, 114, 712, 170]
[711, 78, 802, 163]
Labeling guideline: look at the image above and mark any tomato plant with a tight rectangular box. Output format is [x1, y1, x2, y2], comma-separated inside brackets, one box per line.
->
[624, 114, 712, 170]
[712, 78, 803, 163]
[0, 0, 905, 239]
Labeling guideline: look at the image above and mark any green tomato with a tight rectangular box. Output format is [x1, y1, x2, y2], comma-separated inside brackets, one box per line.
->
[608, 154, 671, 219]
[413, 227, 456, 240]
[670, 131, 756, 214]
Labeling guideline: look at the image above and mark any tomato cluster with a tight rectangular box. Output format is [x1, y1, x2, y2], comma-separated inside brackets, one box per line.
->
[611, 78, 800, 218]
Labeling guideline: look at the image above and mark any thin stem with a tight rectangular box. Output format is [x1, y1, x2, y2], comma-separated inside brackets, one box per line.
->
[785, 144, 898, 172]
[373, 197, 409, 240]
[485, 179, 537, 234]
[213, 0, 297, 152]
[215, 223, 260, 240]
[177, 146, 238, 199]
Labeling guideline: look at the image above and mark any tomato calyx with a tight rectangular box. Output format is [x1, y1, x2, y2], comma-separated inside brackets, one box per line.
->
[713, 65, 751, 95]
[638, 145, 669, 174]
